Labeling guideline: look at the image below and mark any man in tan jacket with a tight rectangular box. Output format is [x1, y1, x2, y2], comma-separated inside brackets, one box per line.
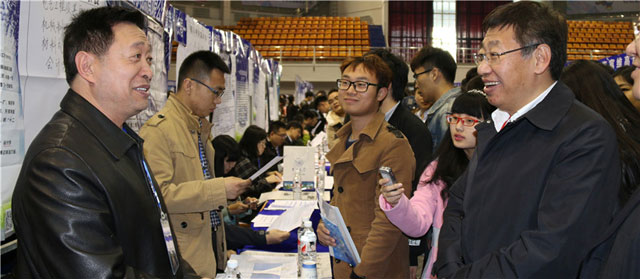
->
[317, 55, 416, 279]
[140, 51, 250, 277]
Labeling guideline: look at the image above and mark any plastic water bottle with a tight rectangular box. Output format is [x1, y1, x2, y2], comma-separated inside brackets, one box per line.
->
[297, 220, 315, 276]
[293, 168, 302, 200]
[299, 220, 317, 278]
[316, 164, 325, 194]
[224, 259, 240, 279]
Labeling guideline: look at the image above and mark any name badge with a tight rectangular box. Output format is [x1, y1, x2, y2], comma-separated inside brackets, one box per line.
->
[160, 212, 180, 275]
[408, 239, 421, 246]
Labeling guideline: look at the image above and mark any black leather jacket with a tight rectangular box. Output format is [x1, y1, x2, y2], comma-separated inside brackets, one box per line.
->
[12, 90, 184, 278]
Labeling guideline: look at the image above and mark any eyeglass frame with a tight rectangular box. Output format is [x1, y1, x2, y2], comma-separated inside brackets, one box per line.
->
[336, 79, 381, 93]
[473, 43, 541, 65]
[188, 77, 225, 98]
[446, 114, 481, 127]
[412, 68, 433, 79]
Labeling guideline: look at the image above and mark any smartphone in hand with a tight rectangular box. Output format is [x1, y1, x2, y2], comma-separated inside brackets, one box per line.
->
[379, 166, 397, 186]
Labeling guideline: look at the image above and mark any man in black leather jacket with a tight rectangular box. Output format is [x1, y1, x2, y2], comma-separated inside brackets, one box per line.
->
[11, 7, 187, 278]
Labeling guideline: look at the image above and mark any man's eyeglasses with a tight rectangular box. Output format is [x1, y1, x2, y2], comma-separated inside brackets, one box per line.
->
[336, 79, 380, 93]
[412, 68, 433, 79]
[446, 115, 481, 127]
[189, 78, 225, 98]
[473, 43, 541, 65]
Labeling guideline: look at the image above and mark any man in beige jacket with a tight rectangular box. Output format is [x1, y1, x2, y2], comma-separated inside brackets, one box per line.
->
[140, 51, 250, 277]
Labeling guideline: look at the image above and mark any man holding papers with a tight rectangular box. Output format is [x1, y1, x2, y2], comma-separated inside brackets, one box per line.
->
[140, 51, 250, 277]
[318, 55, 416, 279]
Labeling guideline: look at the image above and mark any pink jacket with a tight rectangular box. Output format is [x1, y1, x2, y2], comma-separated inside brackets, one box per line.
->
[379, 160, 447, 278]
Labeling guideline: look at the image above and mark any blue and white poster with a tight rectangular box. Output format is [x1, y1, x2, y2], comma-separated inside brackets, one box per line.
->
[1, 0, 22, 240]
[600, 53, 634, 71]
[126, 0, 165, 23]
[235, 35, 250, 138]
[212, 31, 237, 139]
[175, 15, 211, 82]
[269, 59, 281, 121]
[174, 6, 186, 45]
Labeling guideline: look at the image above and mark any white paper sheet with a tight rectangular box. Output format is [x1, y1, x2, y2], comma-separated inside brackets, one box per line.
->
[309, 131, 327, 147]
[251, 214, 279, 228]
[249, 156, 283, 181]
[324, 176, 334, 190]
[266, 200, 319, 210]
[267, 203, 315, 232]
[258, 190, 330, 204]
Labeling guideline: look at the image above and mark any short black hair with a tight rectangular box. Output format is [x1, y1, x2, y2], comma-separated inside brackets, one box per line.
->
[177, 51, 230, 91]
[286, 121, 303, 131]
[313, 95, 328, 110]
[63, 6, 145, 84]
[366, 49, 409, 102]
[328, 88, 339, 95]
[302, 109, 319, 120]
[268, 120, 286, 134]
[483, 1, 567, 80]
[410, 46, 457, 84]
[305, 91, 314, 98]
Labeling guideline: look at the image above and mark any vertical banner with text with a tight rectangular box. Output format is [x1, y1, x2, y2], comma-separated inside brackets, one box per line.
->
[1, 0, 22, 240]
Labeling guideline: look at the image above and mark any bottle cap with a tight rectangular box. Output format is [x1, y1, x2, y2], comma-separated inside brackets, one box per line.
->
[304, 220, 312, 227]
[227, 259, 238, 268]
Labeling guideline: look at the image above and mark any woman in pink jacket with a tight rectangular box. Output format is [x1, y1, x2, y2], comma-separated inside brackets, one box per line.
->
[379, 90, 494, 279]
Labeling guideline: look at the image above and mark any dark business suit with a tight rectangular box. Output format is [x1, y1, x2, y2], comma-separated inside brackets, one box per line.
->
[434, 82, 620, 278]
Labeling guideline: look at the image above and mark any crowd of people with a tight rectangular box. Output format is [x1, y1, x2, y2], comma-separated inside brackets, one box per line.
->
[7, 1, 640, 278]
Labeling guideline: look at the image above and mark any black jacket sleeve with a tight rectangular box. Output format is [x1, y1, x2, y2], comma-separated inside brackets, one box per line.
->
[224, 223, 267, 250]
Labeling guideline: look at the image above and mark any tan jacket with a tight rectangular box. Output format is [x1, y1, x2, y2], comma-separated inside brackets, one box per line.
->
[326, 110, 345, 150]
[325, 112, 415, 279]
[140, 95, 227, 278]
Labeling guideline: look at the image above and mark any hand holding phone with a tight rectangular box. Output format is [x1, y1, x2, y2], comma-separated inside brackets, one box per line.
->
[379, 166, 403, 206]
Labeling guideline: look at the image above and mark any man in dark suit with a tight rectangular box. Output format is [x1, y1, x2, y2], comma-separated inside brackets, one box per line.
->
[367, 49, 433, 279]
[283, 121, 304, 146]
[261, 120, 286, 172]
[434, 2, 620, 278]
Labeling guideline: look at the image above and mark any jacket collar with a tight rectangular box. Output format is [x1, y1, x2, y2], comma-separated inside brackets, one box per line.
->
[60, 89, 139, 159]
[388, 101, 407, 123]
[427, 87, 461, 116]
[474, 81, 575, 156]
[336, 112, 386, 142]
[166, 94, 213, 135]
[520, 81, 574, 131]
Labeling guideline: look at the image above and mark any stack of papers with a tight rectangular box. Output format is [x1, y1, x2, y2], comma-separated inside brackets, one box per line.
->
[251, 214, 280, 228]
[267, 202, 315, 232]
[266, 200, 319, 210]
[258, 190, 330, 204]
[319, 199, 361, 266]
